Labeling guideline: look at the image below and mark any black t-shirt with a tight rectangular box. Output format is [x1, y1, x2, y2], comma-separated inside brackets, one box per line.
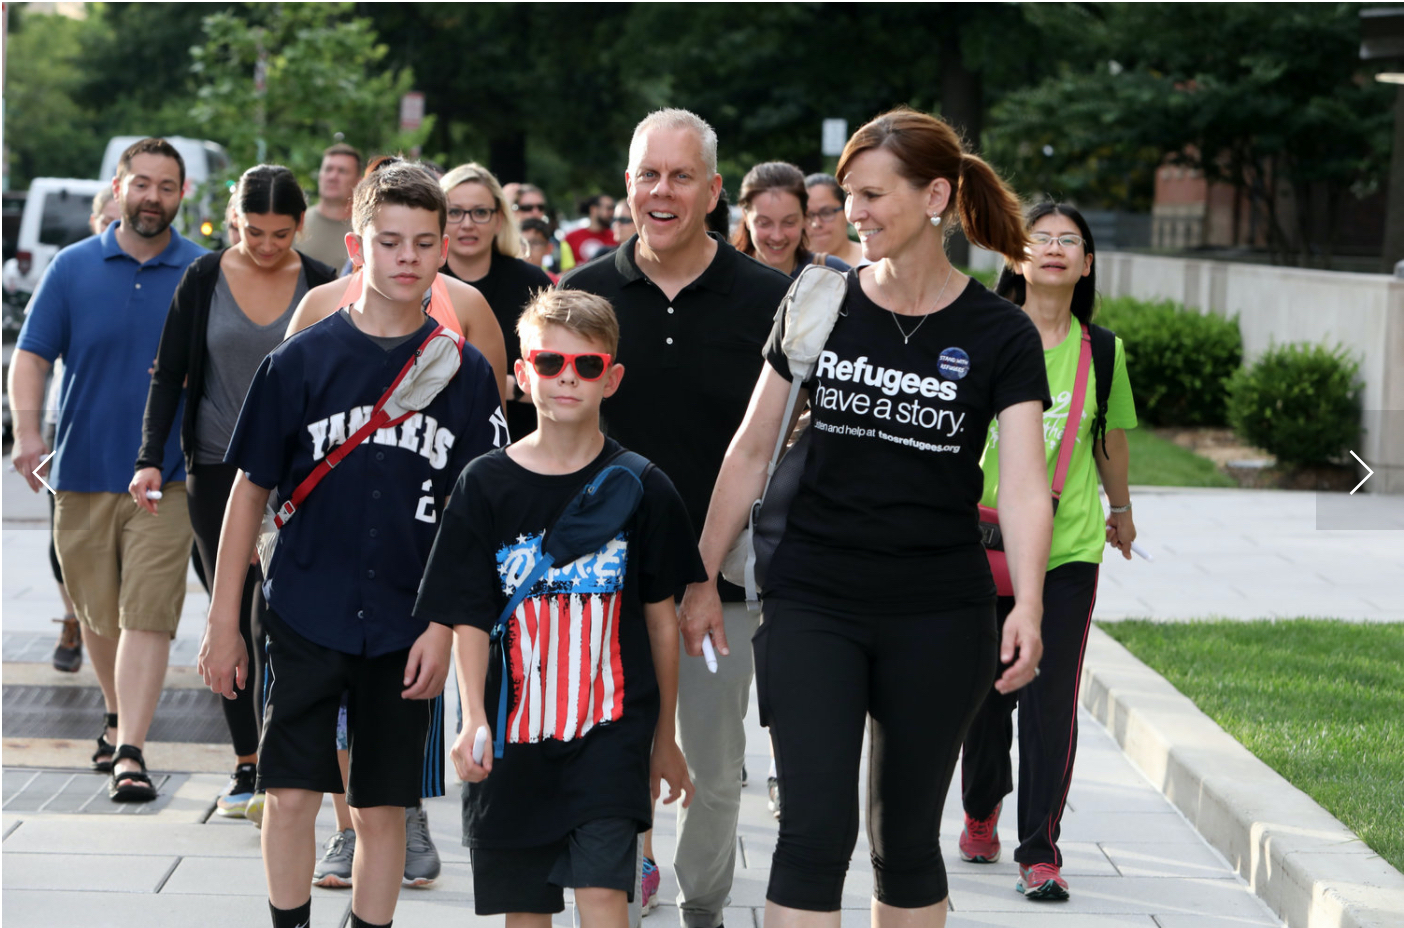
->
[443, 250, 554, 441]
[764, 271, 1050, 611]
[413, 439, 706, 847]
[559, 235, 792, 601]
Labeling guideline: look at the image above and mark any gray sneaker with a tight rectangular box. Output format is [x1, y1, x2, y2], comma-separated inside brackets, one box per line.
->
[403, 805, 441, 886]
[312, 828, 355, 888]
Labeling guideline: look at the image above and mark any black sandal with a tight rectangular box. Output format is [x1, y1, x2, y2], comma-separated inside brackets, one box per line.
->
[91, 712, 117, 773]
[108, 744, 157, 803]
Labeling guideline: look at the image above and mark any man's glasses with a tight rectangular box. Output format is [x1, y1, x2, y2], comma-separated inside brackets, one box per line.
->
[526, 350, 612, 381]
[447, 206, 498, 225]
[1029, 231, 1085, 249]
[613, 216, 635, 226]
[807, 205, 845, 225]
[514, 202, 547, 215]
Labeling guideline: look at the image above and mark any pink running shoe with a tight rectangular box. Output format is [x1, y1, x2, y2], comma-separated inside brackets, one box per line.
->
[1017, 862, 1070, 901]
[641, 856, 661, 915]
[958, 801, 1001, 863]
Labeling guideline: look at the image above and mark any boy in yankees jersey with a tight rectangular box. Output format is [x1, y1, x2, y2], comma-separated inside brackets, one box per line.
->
[414, 290, 702, 922]
[198, 163, 506, 928]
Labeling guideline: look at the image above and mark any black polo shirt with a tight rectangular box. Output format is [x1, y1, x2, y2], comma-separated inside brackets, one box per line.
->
[560, 234, 791, 600]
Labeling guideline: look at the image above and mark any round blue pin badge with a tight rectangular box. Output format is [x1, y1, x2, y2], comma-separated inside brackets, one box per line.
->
[938, 347, 971, 380]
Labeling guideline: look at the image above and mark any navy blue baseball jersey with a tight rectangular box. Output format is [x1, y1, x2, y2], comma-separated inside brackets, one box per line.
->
[227, 311, 508, 657]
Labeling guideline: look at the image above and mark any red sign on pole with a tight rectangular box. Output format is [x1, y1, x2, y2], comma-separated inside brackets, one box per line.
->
[400, 92, 425, 132]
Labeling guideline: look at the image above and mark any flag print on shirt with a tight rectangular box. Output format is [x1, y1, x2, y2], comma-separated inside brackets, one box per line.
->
[496, 530, 630, 744]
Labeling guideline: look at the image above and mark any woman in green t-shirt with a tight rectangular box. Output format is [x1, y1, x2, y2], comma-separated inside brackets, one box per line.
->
[959, 202, 1139, 902]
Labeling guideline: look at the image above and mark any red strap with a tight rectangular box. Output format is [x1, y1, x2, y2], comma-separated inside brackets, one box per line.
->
[1051, 324, 1092, 500]
[274, 324, 446, 528]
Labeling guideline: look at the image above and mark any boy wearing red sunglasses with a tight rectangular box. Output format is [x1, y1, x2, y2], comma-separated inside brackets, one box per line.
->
[415, 288, 704, 924]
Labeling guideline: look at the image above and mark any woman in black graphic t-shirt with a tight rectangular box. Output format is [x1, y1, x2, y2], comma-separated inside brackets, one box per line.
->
[680, 109, 1054, 923]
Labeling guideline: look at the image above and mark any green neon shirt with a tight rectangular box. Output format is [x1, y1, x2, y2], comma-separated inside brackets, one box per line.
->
[979, 323, 1137, 570]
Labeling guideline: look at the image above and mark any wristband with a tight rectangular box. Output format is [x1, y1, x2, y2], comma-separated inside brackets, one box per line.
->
[1108, 502, 1132, 513]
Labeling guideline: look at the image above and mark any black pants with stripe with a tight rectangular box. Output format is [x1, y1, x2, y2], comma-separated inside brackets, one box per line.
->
[960, 560, 1100, 867]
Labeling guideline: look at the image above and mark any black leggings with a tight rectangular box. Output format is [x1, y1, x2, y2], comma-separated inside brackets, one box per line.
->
[754, 596, 999, 911]
[187, 462, 266, 758]
[961, 561, 1099, 866]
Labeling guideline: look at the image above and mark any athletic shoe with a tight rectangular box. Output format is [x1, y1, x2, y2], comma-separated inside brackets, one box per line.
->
[740, 762, 748, 787]
[244, 791, 266, 829]
[959, 801, 1001, 863]
[53, 616, 82, 673]
[641, 856, 661, 915]
[767, 776, 782, 820]
[312, 828, 355, 888]
[1017, 862, 1070, 901]
[214, 763, 258, 818]
[403, 806, 441, 886]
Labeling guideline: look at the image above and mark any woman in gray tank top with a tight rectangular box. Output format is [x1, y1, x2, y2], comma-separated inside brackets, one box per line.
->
[131, 166, 339, 822]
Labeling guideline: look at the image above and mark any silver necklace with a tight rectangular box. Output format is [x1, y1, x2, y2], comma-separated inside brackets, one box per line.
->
[888, 265, 956, 345]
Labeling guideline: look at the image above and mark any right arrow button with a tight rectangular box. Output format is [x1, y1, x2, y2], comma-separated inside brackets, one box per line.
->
[1349, 450, 1375, 495]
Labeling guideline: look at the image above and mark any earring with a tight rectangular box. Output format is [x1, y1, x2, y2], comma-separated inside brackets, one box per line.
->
[930, 214, 942, 228]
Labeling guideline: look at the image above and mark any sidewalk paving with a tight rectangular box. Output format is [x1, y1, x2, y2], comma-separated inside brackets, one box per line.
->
[8, 469, 1400, 926]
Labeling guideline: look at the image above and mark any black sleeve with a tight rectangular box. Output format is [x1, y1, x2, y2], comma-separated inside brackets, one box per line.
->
[635, 466, 709, 604]
[135, 258, 207, 470]
[415, 464, 502, 629]
[992, 312, 1053, 415]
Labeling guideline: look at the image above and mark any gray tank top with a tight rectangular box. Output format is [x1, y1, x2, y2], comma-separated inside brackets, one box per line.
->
[194, 266, 308, 464]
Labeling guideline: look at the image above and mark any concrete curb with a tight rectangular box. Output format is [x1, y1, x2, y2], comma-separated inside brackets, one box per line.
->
[1080, 624, 1404, 928]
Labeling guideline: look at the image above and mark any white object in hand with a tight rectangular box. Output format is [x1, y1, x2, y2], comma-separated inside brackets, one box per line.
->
[1131, 541, 1153, 562]
[145, 489, 163, 500]
[471, 725, 488, 765]
[701, 635, 718, 674]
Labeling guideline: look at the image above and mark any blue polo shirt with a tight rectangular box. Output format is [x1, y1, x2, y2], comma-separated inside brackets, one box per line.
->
[16, 222, 207, 492]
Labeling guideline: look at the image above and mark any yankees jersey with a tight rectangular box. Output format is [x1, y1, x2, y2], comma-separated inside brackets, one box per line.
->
[227, 310, 507, 657]
[414, 439, 706, 847]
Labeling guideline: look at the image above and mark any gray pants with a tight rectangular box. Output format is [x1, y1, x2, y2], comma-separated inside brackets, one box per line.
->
[673, 602, 760, 927]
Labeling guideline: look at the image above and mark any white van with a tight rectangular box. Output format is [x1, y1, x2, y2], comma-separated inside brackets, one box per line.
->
[98, 136, 233, 190]
[1, 178, 109, 325]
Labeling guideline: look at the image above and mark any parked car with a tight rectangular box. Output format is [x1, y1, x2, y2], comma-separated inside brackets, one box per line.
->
[2, 178, 108, 336]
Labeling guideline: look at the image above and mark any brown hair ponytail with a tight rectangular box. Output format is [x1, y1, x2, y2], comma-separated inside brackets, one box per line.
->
[837, 107, 1029, 265]
[956, 151, 1028, 264]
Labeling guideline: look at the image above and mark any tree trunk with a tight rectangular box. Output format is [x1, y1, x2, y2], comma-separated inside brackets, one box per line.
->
[939, 27, 983, 268]
[1381, 84, 1404, 273]
[489, 131, 528, 186]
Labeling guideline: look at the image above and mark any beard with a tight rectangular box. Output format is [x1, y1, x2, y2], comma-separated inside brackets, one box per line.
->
[123, 199, 177, 238]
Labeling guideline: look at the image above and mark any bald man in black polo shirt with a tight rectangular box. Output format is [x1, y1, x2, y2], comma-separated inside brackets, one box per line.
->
[560, 108, 790, 927]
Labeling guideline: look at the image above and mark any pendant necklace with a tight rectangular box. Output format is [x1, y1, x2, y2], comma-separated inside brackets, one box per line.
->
[889, 265, 956, 345]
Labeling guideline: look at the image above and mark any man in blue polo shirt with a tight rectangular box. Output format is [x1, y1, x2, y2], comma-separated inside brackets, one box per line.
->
[9, 138, 207, 802]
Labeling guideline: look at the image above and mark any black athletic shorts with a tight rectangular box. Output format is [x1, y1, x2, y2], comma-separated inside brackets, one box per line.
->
[258, 608, 430, 808]
[470, 817, 638, 914]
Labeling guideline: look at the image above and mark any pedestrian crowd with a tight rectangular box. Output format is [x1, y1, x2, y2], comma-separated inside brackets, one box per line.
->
[8, 102, 1138, 928]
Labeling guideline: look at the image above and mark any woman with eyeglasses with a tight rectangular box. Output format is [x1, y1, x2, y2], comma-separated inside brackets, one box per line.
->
[440, 164, 554, 440]
[957, 202, 1138, 902]
[805, 173, 865, 268]
[734, 162, 849, 280]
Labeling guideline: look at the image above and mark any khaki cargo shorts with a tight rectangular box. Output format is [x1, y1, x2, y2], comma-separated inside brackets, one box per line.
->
[53, 484, 193, 639]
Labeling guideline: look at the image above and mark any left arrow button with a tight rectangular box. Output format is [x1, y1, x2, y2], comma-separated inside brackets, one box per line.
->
[34, 451, 56, 496]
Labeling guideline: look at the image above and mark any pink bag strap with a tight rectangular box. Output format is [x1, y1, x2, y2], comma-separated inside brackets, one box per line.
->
[273, 324, 446, 528]
[1050, 323, 1092, 501]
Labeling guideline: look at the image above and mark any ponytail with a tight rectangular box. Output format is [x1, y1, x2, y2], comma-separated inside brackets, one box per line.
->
[956, 152, 1028, 266]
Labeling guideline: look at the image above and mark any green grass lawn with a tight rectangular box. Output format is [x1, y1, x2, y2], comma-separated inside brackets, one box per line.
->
[1126, 426, 1236, 488]
[1100, 619, 1404, 873]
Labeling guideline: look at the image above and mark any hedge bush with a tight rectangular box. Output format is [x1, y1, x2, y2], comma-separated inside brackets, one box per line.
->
[1095, 296, 1242, 426]
[1226, 343, 1362, 467]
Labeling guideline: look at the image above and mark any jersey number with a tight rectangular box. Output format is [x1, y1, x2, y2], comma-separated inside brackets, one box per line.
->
[415, 479, 436, 524]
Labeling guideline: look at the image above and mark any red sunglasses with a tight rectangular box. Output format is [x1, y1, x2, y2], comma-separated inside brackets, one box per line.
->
[525, 350, 613, 381]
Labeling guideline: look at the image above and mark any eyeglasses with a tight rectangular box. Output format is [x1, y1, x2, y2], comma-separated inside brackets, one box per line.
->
[447, 206, 498, 225]
[514, 202, 547, 215]
[613, 216, 635, 226]
[526, 350, 612, 381]
[1029, 231, 1085, 249]
[807, 205, 845, 225]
